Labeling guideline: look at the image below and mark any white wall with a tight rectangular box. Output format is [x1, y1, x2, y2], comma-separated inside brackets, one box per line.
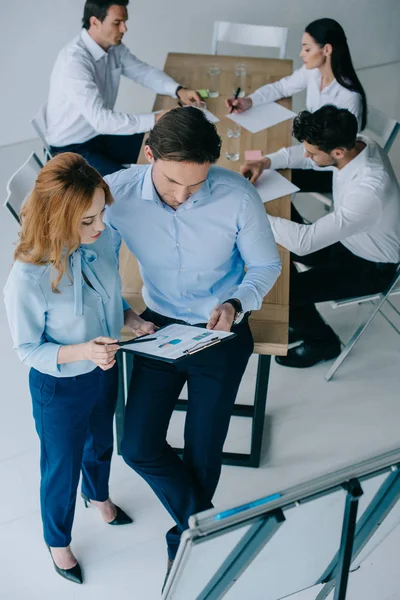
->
[0, 0, 399, 147]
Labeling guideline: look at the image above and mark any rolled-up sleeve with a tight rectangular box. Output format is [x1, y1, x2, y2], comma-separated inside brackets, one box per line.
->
[4, 273, 61, 374]
[234, 186, 282, 312]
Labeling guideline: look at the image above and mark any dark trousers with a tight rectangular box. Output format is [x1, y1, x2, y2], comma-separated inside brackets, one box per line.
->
[30, 365, 118, 546]
[291, 169, 333, 194]
[50, 133, 145, 177]
[290, 206, 398, 342]
[121, 308, 254, 559]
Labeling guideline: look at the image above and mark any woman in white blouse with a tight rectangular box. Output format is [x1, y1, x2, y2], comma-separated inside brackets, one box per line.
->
[229, 18, 367, 193]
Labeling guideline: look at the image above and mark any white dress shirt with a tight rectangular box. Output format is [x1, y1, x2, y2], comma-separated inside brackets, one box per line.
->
[46, 29, 180, 147]
[249, 65, 363, 131]
[266, 136, 400, 264]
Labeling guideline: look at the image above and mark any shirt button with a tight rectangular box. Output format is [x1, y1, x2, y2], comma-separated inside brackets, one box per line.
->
[187, 308, 191, 312]
[176, 242, 180, 247]
[101, 319, 105, 323]
[179, 268, 183, 272]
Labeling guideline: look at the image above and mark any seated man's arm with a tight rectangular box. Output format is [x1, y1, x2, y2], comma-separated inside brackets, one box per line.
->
[234, 185, 282, 312]
[269, 187, 381, 256]
[119, 46, 179, 96]
[64, 60, 156, 134]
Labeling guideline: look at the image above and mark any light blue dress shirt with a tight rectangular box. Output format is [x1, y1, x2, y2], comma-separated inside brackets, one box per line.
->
[4, 226, 125, 377]
[104, 164, 282, 324]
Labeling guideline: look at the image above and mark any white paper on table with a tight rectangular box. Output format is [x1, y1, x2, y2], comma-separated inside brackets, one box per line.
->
[254, 169, 300, 203]
[226, 102, 296, 133]
[203, 108, 220, 123]
[122, 324, 233, 361]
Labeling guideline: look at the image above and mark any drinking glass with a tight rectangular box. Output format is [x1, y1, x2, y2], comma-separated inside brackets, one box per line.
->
[225, 126, 241, 161]
[207, 64, 221, 98]
[232, 63, 247, 97]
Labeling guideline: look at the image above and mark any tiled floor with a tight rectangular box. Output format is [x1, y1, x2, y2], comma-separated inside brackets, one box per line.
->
[1, 141, 400, 600]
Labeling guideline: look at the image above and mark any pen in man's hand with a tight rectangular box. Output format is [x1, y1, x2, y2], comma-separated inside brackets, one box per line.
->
[229, 87, 241, 114]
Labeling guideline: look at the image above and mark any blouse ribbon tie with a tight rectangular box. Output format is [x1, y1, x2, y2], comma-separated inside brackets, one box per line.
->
[71, 247, 110, 316]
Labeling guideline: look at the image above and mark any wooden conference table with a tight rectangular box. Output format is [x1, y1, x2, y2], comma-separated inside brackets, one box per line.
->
[116, 53, 293, 467]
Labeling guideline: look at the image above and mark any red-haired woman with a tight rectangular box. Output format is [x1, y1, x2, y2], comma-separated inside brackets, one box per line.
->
[4, 153, 155, 584]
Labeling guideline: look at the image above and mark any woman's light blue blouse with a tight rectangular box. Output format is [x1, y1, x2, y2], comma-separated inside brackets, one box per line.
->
[4, 225, 126, 377]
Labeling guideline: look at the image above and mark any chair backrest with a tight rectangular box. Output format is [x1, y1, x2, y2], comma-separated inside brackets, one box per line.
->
[364, 105, 400, 153]
[4, 153, 43, 224]
[31, 104, 53, 161]
[211, 21, 288, 59]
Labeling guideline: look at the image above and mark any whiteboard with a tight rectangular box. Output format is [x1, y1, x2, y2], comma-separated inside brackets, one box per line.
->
[164, 453, 400, 600]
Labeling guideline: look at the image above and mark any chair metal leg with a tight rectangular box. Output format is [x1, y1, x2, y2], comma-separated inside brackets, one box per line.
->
[325, 291, 396, 382]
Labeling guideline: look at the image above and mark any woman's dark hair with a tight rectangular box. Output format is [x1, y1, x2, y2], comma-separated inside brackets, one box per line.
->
[305, 18, 367, 130]
[82, 0, 129, 29]
[146, 107, 221, 163]
[293, 105, 358, 154]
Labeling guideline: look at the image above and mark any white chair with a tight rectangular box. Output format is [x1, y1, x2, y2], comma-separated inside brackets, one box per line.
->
[325, 265, 400, 381]
[4, 153, 43, 224]
[31, 104, 52, 162]
[211, 21, 288, 59]
[310, 105, 400, 212]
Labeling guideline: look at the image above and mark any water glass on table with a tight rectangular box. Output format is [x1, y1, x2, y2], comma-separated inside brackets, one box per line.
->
[207, 64, 221, 98]
[232, 63, 247, 97]
[225, 125, 241, 162]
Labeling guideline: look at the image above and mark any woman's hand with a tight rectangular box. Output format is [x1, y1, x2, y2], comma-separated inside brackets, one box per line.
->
[225, 96, 252, 113]
[81, 337, 120, 371]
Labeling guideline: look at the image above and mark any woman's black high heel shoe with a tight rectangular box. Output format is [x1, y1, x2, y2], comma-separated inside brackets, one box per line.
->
[46, 544, 83, 584]
[81, 492, 133, 525]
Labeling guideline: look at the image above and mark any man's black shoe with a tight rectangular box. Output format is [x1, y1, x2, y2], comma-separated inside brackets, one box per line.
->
[288, 327, 304, 344]
[276, 339, 341, 368]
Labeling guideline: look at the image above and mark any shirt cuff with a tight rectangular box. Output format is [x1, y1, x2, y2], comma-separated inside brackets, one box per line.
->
[167, 81, 181, 98]
[265, 150, 288, 171]
[122, 298, 131, 312]
[231, 288, 258, 314]
[248, 91, 264, 108]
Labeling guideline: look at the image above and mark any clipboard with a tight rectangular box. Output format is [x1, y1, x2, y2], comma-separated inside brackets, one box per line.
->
[119, 324, 236, 363]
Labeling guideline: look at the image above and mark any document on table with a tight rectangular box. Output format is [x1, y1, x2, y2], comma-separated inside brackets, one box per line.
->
[254, 169, 299, 203]
[203, 108, 220, 123]
[226, 102, 297, 134]
[121, 324, 235, 362]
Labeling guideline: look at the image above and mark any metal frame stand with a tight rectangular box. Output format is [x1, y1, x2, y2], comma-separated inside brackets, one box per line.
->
[197, 510, 285, 600]
[115, 353, 272, 467]
[315, 468, 400, 600]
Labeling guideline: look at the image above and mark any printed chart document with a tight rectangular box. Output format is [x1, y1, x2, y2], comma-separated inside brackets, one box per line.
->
[255, 169, 300, 203]
[227, 102, 297, 134]
[121, 324, 235, 362]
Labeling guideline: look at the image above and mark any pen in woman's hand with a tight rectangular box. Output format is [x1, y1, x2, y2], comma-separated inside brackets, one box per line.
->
[229, 87, 241, 114]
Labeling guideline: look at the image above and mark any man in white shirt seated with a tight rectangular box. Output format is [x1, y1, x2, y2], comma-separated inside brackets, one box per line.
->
[45, 0, 201, 176]
[240, 105, 400, 368]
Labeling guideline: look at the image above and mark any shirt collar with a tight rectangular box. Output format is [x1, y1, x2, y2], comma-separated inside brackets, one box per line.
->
[80, 28, 107, 62]
[141, 164, 211, 211]
[313, 69, 337, 94]
[336, 135, 370, 184]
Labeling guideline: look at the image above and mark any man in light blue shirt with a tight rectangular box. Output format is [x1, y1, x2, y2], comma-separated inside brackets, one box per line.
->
[104, 107, 281, 581]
